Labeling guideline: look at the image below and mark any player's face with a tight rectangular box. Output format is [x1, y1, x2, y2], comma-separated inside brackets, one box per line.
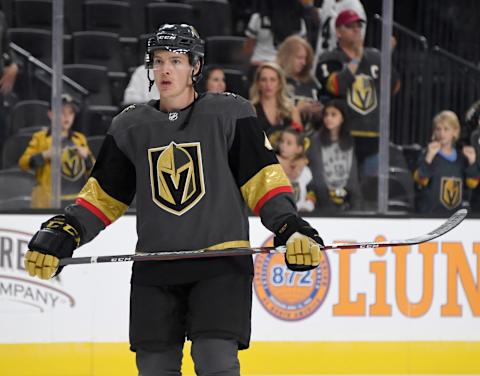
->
[323, 106, 343, 132]
[206, 69, 226, 93]
[258, 67, 280, 99]
[152, 50, 195, 98]
[279, 132, 302, 159]
[433, 121, 457, 146]
[292, 45, 307, 75]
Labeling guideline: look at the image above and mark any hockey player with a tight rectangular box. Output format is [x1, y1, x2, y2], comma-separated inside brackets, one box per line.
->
[23, 24, 323, 376]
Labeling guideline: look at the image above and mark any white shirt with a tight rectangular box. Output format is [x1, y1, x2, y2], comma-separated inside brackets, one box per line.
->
[245, 13, 307, 64]
[123, 65, 160, 105]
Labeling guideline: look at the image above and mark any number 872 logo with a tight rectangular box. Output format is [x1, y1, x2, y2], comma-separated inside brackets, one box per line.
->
[254, 247, 331, 321]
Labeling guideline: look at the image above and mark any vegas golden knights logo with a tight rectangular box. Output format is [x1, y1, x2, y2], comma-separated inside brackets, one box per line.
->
[148, 142, 205, 215]
[440, 177, 462, 210]
[61, 147, 86, 181]
[347, 74, 377, 115]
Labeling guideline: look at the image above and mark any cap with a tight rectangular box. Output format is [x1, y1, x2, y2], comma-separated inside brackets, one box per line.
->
[335, 10, 365, 27]
[50, 94, 80, 113]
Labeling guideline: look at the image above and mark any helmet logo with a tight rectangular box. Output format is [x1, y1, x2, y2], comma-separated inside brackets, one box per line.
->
[169, 112, 178, 121]
[158, 35, 176, 40]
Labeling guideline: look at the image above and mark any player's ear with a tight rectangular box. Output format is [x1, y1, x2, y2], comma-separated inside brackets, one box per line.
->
[193, 61, 201, 76]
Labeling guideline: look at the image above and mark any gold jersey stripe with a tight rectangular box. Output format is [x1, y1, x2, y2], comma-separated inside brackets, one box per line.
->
[206, 240, 251, 251]
[240, 164, 292, 212]
[350, 130, 380, 137]
[77, 177, 128, 224]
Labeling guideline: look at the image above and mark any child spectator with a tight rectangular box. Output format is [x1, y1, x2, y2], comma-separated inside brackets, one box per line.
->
[249, 61, 302, 147]
[308, 99, 361, 212]
[276, 128, 315, 212]
[277, 35, 323, 133]
[18, 94, 95, 208]
[414, 110, 480, 214]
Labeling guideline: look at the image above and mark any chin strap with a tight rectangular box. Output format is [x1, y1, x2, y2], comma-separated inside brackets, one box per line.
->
[147, 69, 155, 92]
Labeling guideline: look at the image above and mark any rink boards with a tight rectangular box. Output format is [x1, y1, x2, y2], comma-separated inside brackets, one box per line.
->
[0, 214, 479, 375]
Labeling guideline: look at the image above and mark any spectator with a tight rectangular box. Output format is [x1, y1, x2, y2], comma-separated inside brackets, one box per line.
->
[244, 0, 307, 80]
[315, 9, 400, 177]
[249, 61, 303, 147]
[123, 65, 160, 105]
[276, 128, 315, 212]
[0, 10, 18, 149]
[313, 0, 367, 66]
[18, 94, 95, 208]
[204, 66, 226, 93]
[414, 110, 480, 214]
[308, 99, 361, 212]
[276, 35, 323, 133]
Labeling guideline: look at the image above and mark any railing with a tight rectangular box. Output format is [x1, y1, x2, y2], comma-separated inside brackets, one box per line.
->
[368, 14, 480, 147]
[10, 42, 89, 101]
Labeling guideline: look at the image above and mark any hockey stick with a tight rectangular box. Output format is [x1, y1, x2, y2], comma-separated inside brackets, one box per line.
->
[59, 208, 467, 266]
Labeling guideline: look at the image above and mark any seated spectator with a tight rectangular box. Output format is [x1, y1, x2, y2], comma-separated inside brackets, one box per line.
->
[204, 66, 226, 93]
[414, 110, 479, 214]
[249, 61, 302, 147]
[276, 128, 315, 212]
[276, 35, 323, 133]
[308, 99, 361, 212]
[18, 94, 95, 208]
[316, 9, 400, 178]
[244, 0, 307, 80]
[123, 65, 160, 105]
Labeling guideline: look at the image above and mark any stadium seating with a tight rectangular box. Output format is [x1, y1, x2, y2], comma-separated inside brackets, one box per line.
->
[146, 3, 196, 33]
[0, 168, 35, 210]
[188, 0, 232, 37]
[8, 99, 50, 136]
[84, 0, 133, 37]
[81, 105, 118, 136]
[63, 64, 113, 106]
[2, 133, 33, 169]
[205, 36, 248, 70]
[72, 31, 124, 73]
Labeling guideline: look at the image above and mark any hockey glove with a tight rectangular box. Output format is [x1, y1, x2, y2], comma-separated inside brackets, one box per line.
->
[274, 215, 324, 271]
[24, 215, 81, 280]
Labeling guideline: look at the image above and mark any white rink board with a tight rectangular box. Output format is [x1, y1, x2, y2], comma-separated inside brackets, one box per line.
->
[0, 214, 479, 344]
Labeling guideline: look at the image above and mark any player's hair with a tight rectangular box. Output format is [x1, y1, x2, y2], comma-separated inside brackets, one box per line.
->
[432, 110, 461, 141]
[319, 99, 353, 150]
[276, 35, 314, 84]
[250, 61, 294, 121]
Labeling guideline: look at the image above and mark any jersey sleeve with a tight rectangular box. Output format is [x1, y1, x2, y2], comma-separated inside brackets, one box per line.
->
[228, 98, 298, 231]
[316, 53, 354, 97]
[65, 115, 136, 244]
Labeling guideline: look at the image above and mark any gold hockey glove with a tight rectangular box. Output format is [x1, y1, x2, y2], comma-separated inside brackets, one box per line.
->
[274, 215, 324, 271]
[24, 215, 81, 280]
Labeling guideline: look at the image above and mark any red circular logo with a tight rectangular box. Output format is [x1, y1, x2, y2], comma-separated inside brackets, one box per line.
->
[253, 236, 330, 321]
